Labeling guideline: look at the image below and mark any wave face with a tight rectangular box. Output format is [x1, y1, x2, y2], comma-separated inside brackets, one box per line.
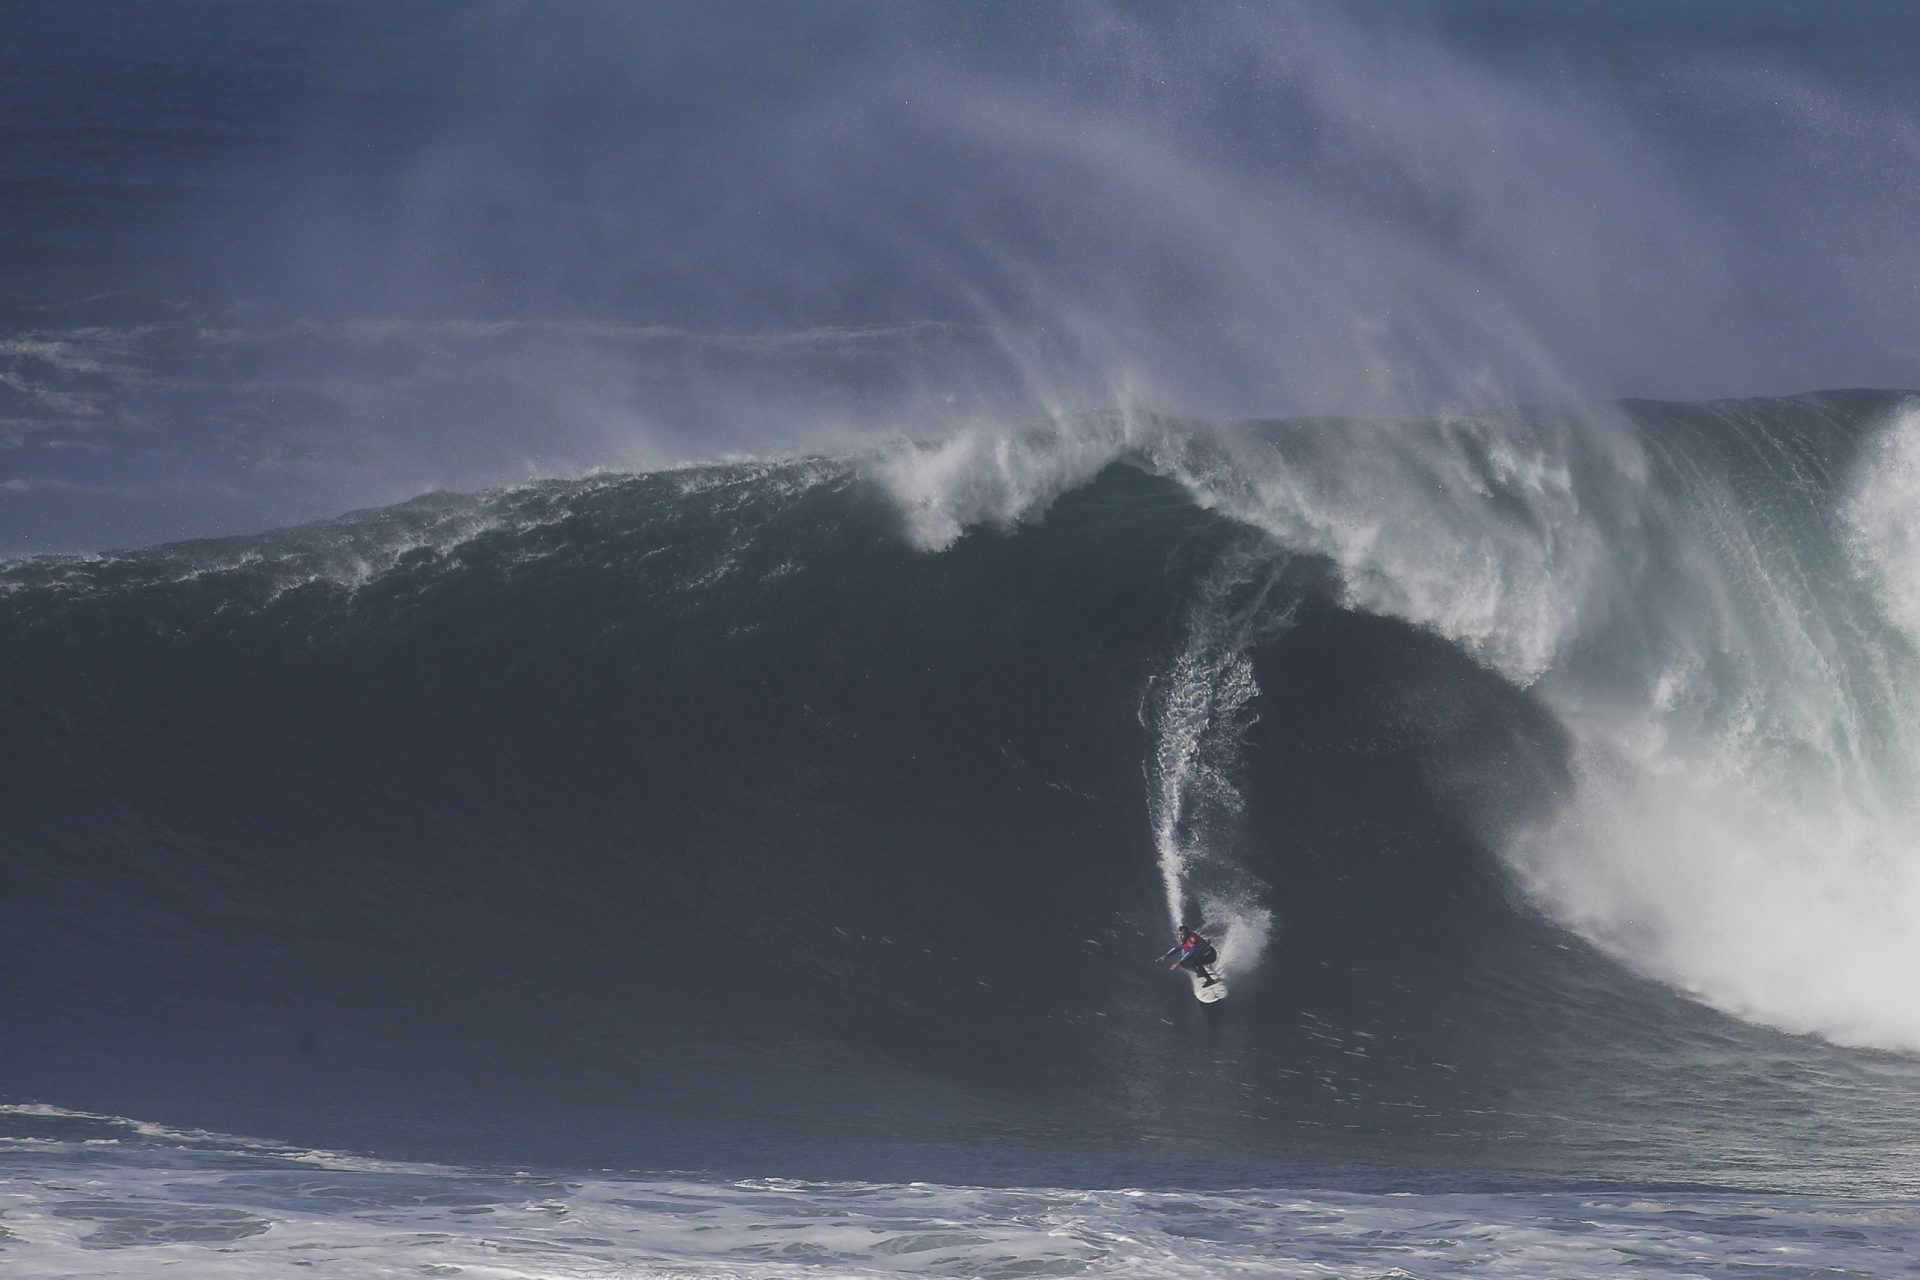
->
[6, 390, 1920, 1191]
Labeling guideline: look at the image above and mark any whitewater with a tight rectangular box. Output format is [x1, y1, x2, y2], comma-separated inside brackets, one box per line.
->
[6, 1105, 1918, 1279]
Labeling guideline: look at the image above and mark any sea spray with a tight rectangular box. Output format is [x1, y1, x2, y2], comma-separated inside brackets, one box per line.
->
[1844, 404, 1920, 652]
[873, 412, 1157, 552]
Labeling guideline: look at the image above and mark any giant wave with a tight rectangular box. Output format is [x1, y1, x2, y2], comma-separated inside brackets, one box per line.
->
[5, 389, 1920, 1192]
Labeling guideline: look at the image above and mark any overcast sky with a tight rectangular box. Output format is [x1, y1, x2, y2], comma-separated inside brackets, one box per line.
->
[4, 0, 1919, 552]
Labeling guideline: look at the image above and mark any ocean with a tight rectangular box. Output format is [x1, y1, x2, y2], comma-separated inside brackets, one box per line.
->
[9, 392, 1920, 1274]
[7, 2, 1920, 1275]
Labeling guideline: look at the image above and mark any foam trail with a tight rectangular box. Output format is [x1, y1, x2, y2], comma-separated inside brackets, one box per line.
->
[1142, 540, 1292, 974]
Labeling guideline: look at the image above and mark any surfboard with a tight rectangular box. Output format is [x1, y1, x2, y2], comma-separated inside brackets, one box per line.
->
[1189, 971, 1228, 1004]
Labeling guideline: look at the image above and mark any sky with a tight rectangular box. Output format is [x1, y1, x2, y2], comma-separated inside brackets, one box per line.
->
[3, 0, 1919, 553]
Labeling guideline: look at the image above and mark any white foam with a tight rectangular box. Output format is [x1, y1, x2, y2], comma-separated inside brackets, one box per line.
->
[1486, 405, 1920, 1052]
[1151, 413, 1642, 686]
[1, 1117, 1913, 1280]
[872, 413, 1149, 551]
[1845, 404, 1920, 643]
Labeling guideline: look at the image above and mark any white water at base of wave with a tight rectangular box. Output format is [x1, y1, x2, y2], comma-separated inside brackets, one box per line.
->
[874, 400, 1920, 1053]
[4, 1106, 1915, 1280]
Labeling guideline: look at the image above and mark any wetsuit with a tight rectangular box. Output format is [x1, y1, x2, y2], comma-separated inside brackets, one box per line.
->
[1163, 934, 1219, 983]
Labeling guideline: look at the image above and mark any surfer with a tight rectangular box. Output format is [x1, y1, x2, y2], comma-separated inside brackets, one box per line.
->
[1162, 925, 1220, 986]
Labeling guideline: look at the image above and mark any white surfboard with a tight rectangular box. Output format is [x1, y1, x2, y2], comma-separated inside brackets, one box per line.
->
[1189, 970, 1228, 1004]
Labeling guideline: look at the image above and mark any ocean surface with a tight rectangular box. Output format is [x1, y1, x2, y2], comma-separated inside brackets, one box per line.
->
[9, 390, 1920, 1275]
[10, 2, 1920, 1274]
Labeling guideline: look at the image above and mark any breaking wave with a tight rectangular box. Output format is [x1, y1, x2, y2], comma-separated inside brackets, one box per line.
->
[6, 389, 1920, 1187]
